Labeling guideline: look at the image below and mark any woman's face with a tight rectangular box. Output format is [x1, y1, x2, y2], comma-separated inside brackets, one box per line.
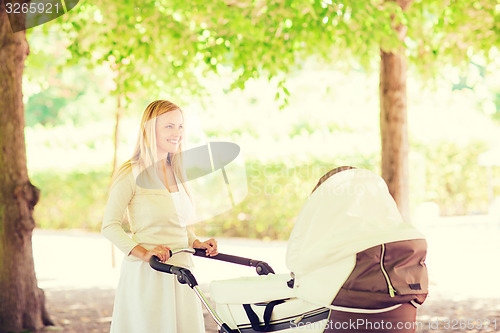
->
[155, 109, 184, 157]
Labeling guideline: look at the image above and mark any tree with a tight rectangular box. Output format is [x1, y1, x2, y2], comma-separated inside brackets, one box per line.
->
[59, 0, 497, 220]
[0, 3, 52, 331]
[380, 0, 411, 219]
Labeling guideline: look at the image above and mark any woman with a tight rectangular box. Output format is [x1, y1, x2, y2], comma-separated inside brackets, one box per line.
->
[102, 100, 218, 332]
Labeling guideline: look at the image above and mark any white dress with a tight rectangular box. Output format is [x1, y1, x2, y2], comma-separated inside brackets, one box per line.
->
[102, 168, 205, 333]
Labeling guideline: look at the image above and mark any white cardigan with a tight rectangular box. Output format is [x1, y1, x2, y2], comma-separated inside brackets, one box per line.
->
[101, 168, 198, 268]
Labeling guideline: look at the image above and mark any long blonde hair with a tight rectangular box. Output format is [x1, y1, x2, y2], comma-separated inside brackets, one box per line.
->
[111, 100, 190, 197]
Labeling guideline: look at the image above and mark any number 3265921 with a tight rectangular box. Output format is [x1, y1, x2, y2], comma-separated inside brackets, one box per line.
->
[5, 2, 62, 14]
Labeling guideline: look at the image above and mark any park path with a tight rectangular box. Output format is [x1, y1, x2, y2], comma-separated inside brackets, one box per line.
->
[33, 215, 500, 332]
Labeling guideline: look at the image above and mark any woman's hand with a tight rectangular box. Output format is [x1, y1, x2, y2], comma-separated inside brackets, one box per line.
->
[149, 244, 171, 263]
[193, 238, 218, 257]
[131, 244, 171, 263]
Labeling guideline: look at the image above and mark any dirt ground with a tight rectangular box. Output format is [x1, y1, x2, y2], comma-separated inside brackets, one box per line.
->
[38, 286, 219, 333]
[38, 287, 500, 333]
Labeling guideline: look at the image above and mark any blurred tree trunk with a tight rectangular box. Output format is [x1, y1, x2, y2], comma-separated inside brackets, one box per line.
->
[0, 5, 53, 332]
[380, 0, 411, 221]
[112, 93, 123, 174]
[110, 88, 124, 268]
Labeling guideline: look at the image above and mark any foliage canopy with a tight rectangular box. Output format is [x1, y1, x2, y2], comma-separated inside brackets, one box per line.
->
[47, 0, 498, 102]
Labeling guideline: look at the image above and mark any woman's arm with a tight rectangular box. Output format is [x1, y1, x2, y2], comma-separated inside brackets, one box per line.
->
[101, 171, 139, 256]
[187, 227, 198, 248]
[102, 171, 175, 263]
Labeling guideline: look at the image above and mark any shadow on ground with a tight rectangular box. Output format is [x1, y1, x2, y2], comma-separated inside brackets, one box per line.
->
[38, 287, 500, 333]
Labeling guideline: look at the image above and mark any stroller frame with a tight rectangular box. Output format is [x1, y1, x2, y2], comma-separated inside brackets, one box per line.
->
[149, 248, 282, 333]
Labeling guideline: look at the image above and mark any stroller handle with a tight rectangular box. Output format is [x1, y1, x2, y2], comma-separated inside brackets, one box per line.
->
[171, 248, 195, 255]
[148, 248, 275, 275]
[193, 248, 275, 275]
[149, 255, 199, 288]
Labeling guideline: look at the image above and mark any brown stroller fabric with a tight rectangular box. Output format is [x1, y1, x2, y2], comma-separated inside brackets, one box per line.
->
[325, 303, 418, 333]
[333, 239, 428, 309]
[324, 239, 428, 333]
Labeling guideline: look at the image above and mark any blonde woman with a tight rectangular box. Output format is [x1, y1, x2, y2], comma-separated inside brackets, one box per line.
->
[102, 100, 218, 332]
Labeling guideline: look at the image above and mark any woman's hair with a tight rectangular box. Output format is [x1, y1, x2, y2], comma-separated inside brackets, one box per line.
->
[310, 166, 356, 194]
[110, 100, 189, 196]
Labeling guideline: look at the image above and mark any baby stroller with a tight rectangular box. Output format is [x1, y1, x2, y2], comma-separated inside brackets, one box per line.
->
[150, 168, 428, 333]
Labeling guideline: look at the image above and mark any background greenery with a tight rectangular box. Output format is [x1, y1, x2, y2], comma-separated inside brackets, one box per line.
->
[25, 60, 500, 239]
[22, 0, 499, 239]
[30, 144, 500, 239]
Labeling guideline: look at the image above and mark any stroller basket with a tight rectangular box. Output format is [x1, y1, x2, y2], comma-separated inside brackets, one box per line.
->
[149, 249, 331, 333]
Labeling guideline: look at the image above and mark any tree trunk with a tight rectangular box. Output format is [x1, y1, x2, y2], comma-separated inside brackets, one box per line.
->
[379, 0, 412, 221]
[110, 91, 123, 268]
[380, 50, 409, 221]
[112, 93, 123, 174]
[0, 4, 53, 332]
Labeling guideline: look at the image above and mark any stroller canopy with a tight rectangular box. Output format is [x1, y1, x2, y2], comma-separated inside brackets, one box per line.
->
[286, 168, 424, 307]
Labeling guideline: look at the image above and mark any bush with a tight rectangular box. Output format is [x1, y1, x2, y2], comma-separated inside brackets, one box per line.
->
[29, 156, 379, 239]
[29, 144, 499, 239]
[412, 140, 498, 215]
[31, 168, 111, 231]
[193, 157, 378, 240]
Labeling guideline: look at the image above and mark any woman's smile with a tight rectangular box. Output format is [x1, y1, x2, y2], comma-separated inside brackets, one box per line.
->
[155, 109, 184, 157]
